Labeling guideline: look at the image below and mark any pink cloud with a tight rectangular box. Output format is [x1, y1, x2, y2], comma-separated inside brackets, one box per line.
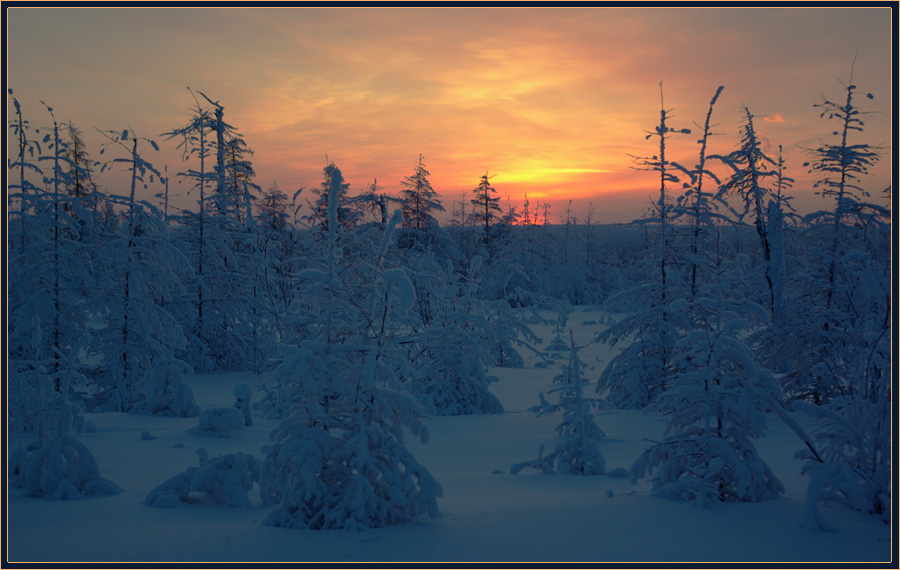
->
[763, 114, 786, 122]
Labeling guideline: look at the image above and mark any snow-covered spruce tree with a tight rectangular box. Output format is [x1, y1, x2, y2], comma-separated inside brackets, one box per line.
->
[259, 168, 442, 530]
[255, 182, 301, 339]
[203, 95, 274, 373]
[165, 91, 268, 371]
[411, 255, 504, 416]
[512, 331, 607, 476]
[88, 128, 197, 414]
[781, 70, 890, 528]
[764, 70, 888, 404]
[8, 101, 95, 430]
[803, 67, 886, 315]
[715, 106, 783, 322]
[670, 86, 729, 301]
[399, 154, 444, 231]
[595, 85, 692, 409]
[470, 171, 502, 237]
[308, 161, 354, 232]
[630, 254, 784, 505]
[163, 91, 219, 370]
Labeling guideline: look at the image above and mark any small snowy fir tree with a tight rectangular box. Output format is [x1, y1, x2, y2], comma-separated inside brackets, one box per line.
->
[258, 168, 442, 530]
[630, 257, 784, 505]
[399, 153, 444, 231]
[512, 331, 607, 476]
[413, 257, 504, 416]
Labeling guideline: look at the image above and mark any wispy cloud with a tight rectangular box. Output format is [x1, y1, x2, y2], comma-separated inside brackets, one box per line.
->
[6, 7, 893, 223]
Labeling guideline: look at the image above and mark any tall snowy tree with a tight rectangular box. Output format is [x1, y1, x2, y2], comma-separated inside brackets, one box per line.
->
[259, 168, 442, 529]
[89, 128, 197, 415]
[671, 86, 727, 300]
[470, 172, 501, 233]
[630, 255, 785, 504]
[596, 85, 691, 408]
[399, 154, 444, 231]
[8, 100, 93, 429]
[803, 67, 884, 313]
[779, 69, 889, 528]
[164, 91, 267, 371]
[163, 92, 218, 369]
[716, 106, 781, 321]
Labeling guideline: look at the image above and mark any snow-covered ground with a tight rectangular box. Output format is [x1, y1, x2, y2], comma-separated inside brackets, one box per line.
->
[6, 307, 891, 563]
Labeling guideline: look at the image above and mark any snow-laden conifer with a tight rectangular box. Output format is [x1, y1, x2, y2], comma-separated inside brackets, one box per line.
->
[8, 100, 96, 427]
[470, 172, 502, 233]
[715, 106, 782, 320]
[259, 168, 442, 530]
[412, 256, 504, 416]
[512, 330, 607, 476]
[596, 85, 692, 409]
[89, 128, 194, 413]
[630, 257, 784, 504]
[780, 70, 891, 527]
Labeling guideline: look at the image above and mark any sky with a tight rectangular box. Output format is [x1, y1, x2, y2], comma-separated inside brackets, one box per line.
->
[6, 6, 894, 224]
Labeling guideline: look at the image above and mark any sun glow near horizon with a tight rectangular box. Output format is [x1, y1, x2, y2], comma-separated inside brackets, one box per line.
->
[6, 7, 893, 224]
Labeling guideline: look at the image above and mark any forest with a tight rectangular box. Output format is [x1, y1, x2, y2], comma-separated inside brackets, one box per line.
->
[6, 71, 891, 543]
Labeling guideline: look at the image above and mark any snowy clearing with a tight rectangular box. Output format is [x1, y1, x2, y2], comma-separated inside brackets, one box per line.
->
[6, 307, 890, 564]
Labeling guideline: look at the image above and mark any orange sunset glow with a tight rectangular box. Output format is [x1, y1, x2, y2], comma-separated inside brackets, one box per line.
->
[6, 7, 893, 223]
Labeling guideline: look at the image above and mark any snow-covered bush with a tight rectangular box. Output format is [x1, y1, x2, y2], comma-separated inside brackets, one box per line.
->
[196, 408, 245, 437]
[16, 378, 121, 500]
[190, 451, 261, 507]
[793, 331, 891, 528]
[132, 357, 200, 417]
[146, 450, 261, 508]
[22, 436, 122, 500]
